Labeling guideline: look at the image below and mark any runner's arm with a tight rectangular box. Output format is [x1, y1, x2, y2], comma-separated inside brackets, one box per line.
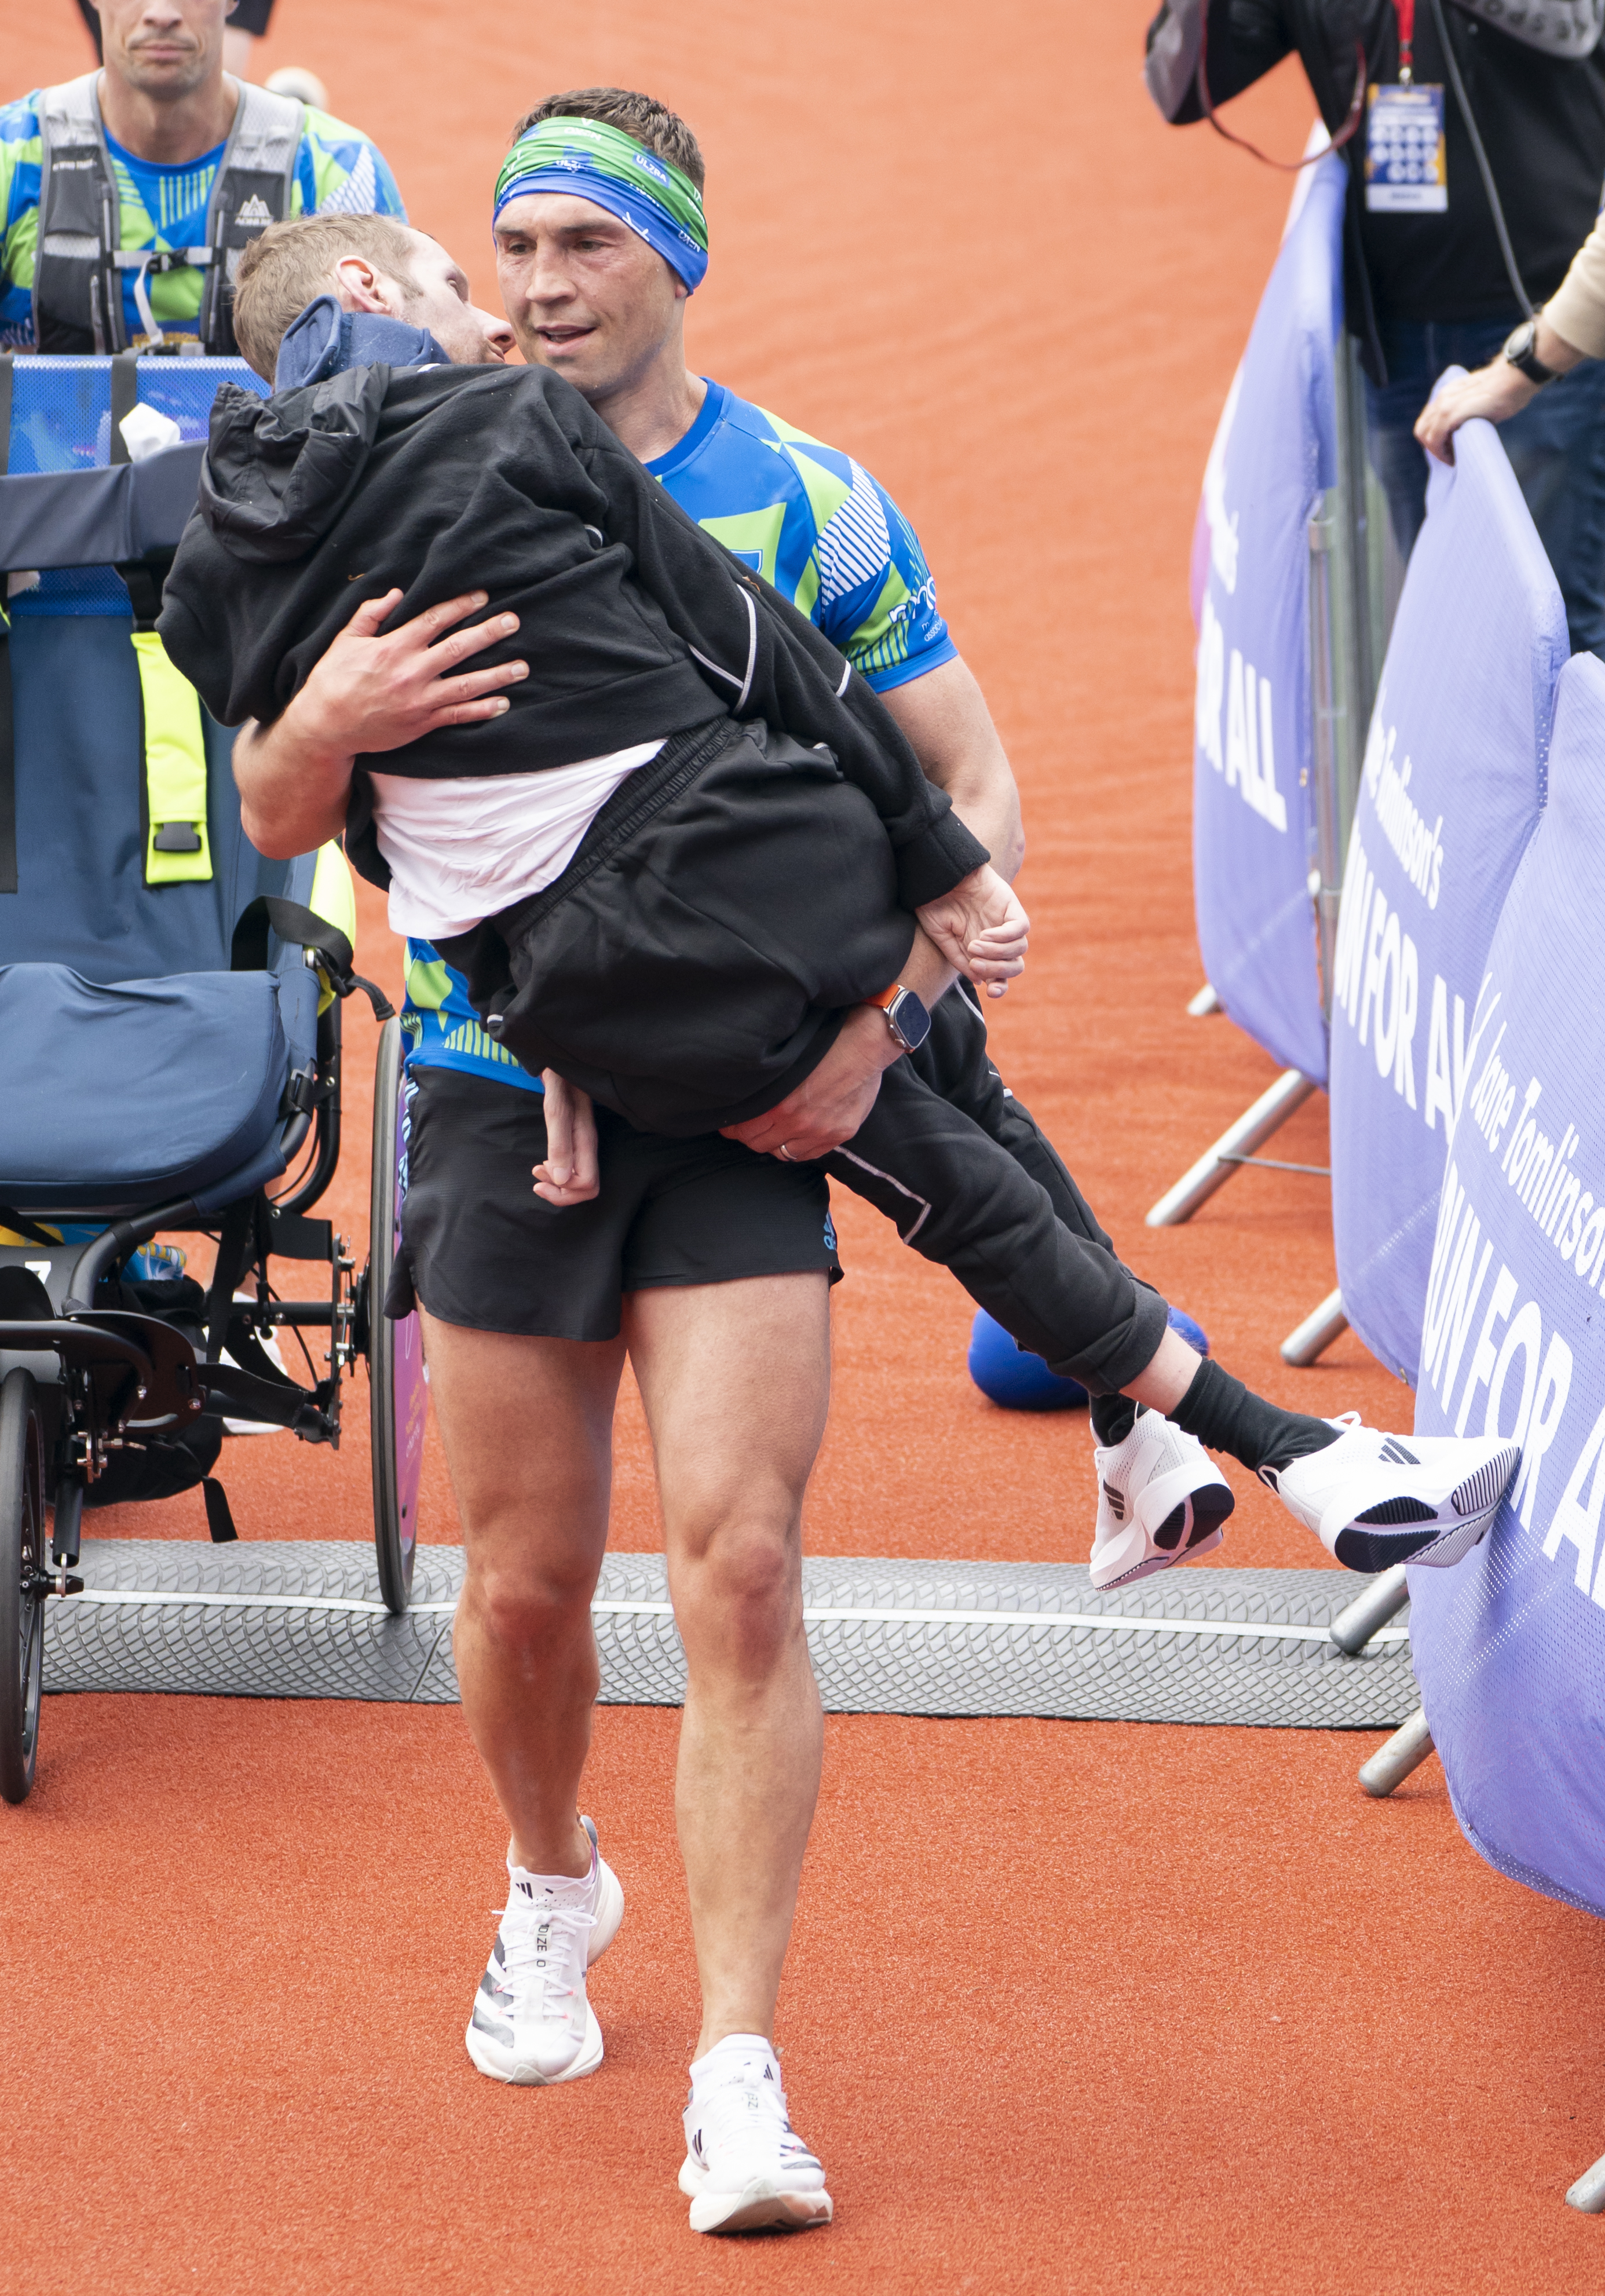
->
[721, 872, 1029, 1162]
[815, 465, 1022, 878]
[879, 657, 1025, 883]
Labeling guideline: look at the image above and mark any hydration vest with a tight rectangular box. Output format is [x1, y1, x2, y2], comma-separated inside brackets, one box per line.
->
[32, 74, 304, 356]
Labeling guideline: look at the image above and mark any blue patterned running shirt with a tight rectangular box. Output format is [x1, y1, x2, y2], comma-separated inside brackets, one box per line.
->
[400, 380, 956, 1092]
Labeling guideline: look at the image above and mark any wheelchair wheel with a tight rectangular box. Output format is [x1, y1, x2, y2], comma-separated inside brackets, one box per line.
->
[368, 1017, 426, 1615]
[0, 1369, 46, 1805]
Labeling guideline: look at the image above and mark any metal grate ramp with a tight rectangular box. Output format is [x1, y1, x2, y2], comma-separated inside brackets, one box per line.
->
[44, 1542, 1416, 1728]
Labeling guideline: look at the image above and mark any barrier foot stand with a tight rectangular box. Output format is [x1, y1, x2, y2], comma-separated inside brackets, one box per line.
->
[1359, 1708, 1434, 1798]
[1187, 984, 1221, 1018]
[1566, 2154, 1605, 2213]
[1281, 1285, 1348, 1367]
[1330, 1564, 1410, 1655]
[1145, 1069, 1317, 1228]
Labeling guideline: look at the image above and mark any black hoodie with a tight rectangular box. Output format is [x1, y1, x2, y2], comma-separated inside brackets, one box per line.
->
[159, 359, 986, 912]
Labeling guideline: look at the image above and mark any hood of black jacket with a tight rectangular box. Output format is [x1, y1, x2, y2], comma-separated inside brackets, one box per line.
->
[198, 364, 390, 564]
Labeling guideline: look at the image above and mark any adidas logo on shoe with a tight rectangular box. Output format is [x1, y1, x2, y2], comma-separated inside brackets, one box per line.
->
[1102, 1482, 1126, 1520]
[1264, 1424, 1521, 1572]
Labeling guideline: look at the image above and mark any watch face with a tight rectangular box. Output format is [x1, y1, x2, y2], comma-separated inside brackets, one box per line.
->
[1505, 321, 1547, 378]
[890, 989, 932, 1051]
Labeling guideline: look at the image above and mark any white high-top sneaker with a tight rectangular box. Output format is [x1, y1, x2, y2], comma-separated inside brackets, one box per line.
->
[1089, 1411, 1235, 1589]
[679, 2036, 833, 2234]
[465, 1815, 624, 2086]
[1260, 1418, 1520, 1570]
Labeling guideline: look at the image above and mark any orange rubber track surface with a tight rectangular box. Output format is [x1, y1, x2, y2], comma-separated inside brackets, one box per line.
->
[8, 4, 1605, 2288]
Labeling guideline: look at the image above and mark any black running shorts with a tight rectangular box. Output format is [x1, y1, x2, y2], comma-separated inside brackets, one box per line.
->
[388, 1067, 841, 1341]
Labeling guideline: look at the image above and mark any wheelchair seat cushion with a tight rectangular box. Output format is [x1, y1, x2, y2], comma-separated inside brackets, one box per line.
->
[0, 964, 293, 1207]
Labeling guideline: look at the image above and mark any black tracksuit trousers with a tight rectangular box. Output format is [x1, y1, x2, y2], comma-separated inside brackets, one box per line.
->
[443, 731, 1169, 1394]
[827, 988, 1169, 1397]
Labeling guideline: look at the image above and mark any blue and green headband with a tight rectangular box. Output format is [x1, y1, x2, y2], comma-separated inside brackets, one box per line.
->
[493, 117, 708, 291]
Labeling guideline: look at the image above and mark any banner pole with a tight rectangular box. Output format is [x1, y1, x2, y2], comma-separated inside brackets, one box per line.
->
[1330, 1563, 1409, 1655]
[1358, 1706, 1435, 1797]
[1565, 2154, 1605, 2214]
[1282, 334, 1394, 1361]
[1280, 1284, 1348, 1366]
[1145, 1067, 1315, 1226]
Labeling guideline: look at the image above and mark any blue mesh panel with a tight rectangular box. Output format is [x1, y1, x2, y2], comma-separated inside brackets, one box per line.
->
[6, 354, 268, 616]
[6, 356, 112, 477]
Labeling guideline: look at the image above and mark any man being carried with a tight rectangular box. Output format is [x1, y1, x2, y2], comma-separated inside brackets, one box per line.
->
[172, 210, 1519, 2237]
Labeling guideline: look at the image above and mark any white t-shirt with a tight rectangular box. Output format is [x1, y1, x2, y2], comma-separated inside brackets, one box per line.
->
[368, 742, 664, 941]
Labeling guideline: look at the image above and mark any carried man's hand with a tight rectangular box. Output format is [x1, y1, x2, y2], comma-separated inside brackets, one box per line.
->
[533, 1071, 601, 1206]
[915, 864, 1029, 996]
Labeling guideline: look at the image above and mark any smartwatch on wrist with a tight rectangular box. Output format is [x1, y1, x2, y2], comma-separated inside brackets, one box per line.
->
[865, 982, 931, 1055]
[1502, 319, 1560, 387]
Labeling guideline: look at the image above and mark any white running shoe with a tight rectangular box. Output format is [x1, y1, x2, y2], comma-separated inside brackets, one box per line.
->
[679, 2038, 833, 2235]
[1089, 1410, 1235, 1589]
[1260, 1417, 1520, 1571]
[465, 1815, 624, 2086]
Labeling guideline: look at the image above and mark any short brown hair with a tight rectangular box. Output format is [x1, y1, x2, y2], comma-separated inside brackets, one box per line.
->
[509, 88, 705, 193]
[232, 213, 422, 381]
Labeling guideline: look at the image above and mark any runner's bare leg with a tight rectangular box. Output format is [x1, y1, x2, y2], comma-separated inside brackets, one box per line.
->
[425, 1270, 831, 2048]
[425, 1314, 624, 1880]
[629, 1272, 830, 2060]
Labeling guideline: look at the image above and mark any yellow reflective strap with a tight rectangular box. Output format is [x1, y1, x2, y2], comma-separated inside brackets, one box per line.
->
[131, 630, 211, 885]
[307, 840, 357, 1015]
[309, 839, 357, 945]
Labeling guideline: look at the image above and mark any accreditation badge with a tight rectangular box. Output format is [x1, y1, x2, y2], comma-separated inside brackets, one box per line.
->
[1365, 82, 1447, 213]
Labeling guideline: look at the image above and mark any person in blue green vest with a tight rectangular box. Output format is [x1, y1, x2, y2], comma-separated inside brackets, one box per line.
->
[1, 0, 403, 354]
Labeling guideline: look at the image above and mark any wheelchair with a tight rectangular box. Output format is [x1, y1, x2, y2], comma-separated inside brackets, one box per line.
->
[0, 352, 429, 1804]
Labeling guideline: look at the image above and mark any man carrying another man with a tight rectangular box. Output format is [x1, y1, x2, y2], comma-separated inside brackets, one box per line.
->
[195, 118, 1519, 2237]
[350, 87, 1242, 1592]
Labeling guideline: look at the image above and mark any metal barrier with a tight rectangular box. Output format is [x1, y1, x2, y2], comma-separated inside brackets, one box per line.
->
[1358, 1705, 1435, 1797]
[1330, 1563, 1410, 1656]
[1156, 230, 1402, 1240]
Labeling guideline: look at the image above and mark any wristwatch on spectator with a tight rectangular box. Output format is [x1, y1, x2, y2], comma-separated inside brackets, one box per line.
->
[865, 982, 931, 1055]
[1502, 319, 1560, 387]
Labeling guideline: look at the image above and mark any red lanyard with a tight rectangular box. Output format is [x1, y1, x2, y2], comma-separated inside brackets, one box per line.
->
[1395, 0, 1417, 83]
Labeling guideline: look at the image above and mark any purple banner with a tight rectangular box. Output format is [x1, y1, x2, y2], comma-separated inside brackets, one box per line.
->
[1328, 414, 1565, 1380]
[1409, 655, 1605, 1918]
[1189, 155, 1344, 1085]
